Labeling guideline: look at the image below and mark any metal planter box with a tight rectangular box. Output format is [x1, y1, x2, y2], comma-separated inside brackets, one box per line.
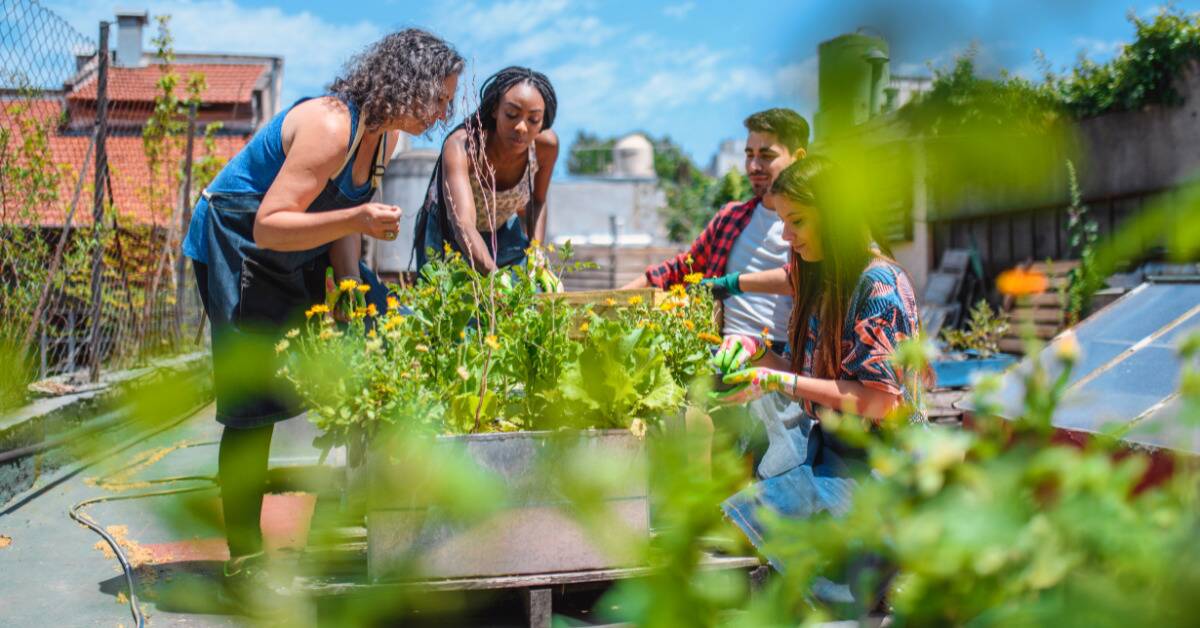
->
[365, 429, 648, 582]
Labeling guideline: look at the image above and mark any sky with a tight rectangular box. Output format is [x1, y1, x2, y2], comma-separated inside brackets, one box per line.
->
[42, 0, 1200, 172]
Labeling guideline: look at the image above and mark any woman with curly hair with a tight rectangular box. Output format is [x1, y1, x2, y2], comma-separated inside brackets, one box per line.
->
[179, 28, 463, 616]
[414, 66, 559, 279]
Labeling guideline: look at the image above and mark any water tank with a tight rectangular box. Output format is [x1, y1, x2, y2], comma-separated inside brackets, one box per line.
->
[815, 32, 890, 140]
[611, 133, 655, 178]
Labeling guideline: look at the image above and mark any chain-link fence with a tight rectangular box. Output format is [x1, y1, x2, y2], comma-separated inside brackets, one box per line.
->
[1, 0, 206, 397]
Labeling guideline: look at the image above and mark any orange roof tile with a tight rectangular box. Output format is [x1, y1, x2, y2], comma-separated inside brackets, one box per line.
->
[2, 98, 248, 227]
[68, 63, 267, 105]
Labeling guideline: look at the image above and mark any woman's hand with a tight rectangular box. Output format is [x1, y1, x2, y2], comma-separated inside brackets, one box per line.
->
[356, 203, 402, 240]
[711, 334, 765, 373]
[711, 367, 798, 405]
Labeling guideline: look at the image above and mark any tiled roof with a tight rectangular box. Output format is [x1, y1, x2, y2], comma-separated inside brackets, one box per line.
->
[2, 98, 248, 227]
[68, 63, 268, 105]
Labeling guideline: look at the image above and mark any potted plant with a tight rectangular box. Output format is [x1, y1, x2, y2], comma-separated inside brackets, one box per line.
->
[934, 299, 1018, 388]
[280, 244, 719, 580]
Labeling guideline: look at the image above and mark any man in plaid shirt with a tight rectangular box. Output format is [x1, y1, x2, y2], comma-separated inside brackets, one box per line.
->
[623, 108, 808, 340]
[624, 108, 810, 481]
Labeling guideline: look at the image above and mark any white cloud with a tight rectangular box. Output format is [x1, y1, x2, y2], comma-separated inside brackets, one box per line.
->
[1073, 36, 1124, 59]
[662, 2, 696, 19]
[502, 15, 619, 61]
[434, 0, 569, 44]
[774, 55, 819, 108]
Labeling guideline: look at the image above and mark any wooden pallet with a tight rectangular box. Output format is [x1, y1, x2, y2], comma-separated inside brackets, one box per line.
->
[998, 260, 1079, 354]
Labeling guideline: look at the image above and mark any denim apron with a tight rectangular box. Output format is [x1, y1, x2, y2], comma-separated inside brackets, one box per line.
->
[412, 130, 532, 272]
[202, 116, 388, 428]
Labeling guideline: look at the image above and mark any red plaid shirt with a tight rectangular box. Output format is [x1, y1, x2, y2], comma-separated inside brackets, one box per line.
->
[645, 197, 762, 288]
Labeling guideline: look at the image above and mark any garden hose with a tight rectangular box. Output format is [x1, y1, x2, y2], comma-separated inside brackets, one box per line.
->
[69, 439, 219, 628]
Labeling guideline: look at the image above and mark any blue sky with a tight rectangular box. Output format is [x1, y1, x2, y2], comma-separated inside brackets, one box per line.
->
[46, 0, 1200, 170]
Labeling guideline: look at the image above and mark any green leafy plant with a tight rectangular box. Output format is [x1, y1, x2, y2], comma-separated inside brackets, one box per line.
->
[282, 244, 719, 452]
[1065, 160, 1101, 325]
[940, 299, 1010, 357]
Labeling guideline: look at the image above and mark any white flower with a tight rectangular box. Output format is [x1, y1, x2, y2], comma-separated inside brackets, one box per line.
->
[274, 339, 290, 354]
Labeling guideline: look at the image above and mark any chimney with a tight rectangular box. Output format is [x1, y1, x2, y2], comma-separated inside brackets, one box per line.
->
[114, 9, 149, 67]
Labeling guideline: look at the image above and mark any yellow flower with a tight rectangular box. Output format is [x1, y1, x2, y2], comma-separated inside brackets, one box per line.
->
[274, 339, 290, 354]
[367, 329, 377, 338]
[366, 303, 378, 317]
[339, 278, 358, 292]
[383, 316, 404, 332]
[627, 295, 643, 305]
[356, 284, 370, 293]
[578, 321, 590, 333]
[459, 329, 467, 340]
[697, 332, 722, 345]
[530, 239, 541, 248]
[684, 320, 695, 331]
[670, 284, 687, 297]
[352, 307, 367, 319]
[658, 300, 678, 312]
[996, 267, 1048, 297]
[547, 243, 556, 253]
[605, 298, 617, 306]
[415, 344, 429, 353]
[311, 304, 329, 314]
[319, 328, 335, 340]
[684, 253, 694, 265]
[485, 334, 500, 350]
[285, 328, 300, 338]
[387, 296, 400, 311]
[443, 242, 453, 255]
[683, 272, 703, 285]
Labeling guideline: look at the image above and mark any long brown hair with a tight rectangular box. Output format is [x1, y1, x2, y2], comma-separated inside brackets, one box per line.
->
[775, 157, 879, 378]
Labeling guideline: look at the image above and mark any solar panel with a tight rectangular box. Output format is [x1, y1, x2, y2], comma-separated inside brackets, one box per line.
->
[984, 280, 1200, 455]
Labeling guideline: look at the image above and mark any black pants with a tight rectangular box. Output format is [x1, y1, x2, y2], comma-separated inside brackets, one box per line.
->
[195, 260, 275, 559]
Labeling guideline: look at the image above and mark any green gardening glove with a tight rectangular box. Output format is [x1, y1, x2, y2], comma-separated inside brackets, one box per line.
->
[699, 272, 742, 300]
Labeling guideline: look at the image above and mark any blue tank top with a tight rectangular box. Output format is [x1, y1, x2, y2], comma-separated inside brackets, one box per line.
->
[181, 96, 378, 263]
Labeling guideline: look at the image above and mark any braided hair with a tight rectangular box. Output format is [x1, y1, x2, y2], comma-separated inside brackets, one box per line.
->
[466, 66, 557, 136]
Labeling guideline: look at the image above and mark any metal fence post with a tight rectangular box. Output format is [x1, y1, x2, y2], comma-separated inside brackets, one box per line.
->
[87, 21, 109, 383]
[175, 102, 197, 336]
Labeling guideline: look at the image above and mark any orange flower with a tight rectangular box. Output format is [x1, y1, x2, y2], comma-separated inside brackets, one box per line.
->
[697, 332, 722, 345]
[996, 267, 1048, 297]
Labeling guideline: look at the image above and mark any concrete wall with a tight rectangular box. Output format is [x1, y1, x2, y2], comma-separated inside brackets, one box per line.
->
[1076, 60, 1200, 199]
[547, 177, 667, 246]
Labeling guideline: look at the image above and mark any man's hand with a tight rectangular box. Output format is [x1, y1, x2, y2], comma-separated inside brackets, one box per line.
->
[356, 203, 402, 240]
[711, 333, 764, 373]
[710, 367, 798, 405]
[699, 272, 742, 300]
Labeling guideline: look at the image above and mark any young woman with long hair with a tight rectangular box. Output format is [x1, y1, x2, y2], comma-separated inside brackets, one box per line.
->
[711, 156, 925, 604]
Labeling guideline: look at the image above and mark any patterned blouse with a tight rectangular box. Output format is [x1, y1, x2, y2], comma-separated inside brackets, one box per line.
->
[795, 257, 926, 423]
[468, 142, 538, 232]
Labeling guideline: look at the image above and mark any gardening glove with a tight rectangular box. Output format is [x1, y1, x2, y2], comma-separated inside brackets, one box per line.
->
[711, 367, 799, 406]
[532, 264, 564, 293]
[699, 272, 742, 300]
[711, 333, 765, 374]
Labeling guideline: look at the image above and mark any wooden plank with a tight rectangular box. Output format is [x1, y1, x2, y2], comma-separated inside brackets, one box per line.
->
[1010, 306, 1065, 324]
[521, 588, 553, 628]
[297, 553, 762, 597]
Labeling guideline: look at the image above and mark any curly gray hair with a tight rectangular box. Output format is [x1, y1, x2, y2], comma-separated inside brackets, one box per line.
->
[328, 29, 465, 131]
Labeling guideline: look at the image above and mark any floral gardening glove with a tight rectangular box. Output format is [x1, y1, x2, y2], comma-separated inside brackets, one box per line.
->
[711, 367, 799, 405]
[711, 334, 765, 373]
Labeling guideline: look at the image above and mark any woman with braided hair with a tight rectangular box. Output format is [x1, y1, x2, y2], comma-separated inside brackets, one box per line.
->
[414, 66, 560, 277]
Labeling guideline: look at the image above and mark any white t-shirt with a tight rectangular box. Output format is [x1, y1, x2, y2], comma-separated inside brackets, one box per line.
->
[722, 202, 793, 340]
